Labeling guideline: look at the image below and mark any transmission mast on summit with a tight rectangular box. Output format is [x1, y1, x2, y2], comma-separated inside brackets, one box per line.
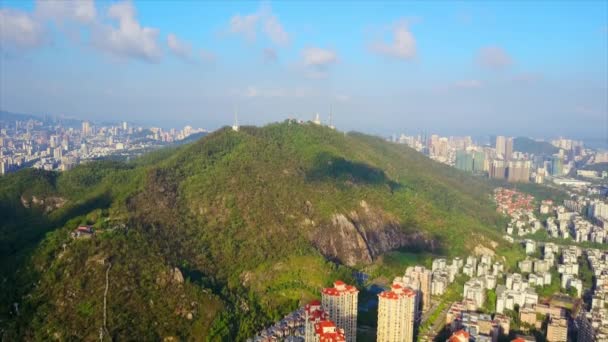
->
[232, 106, 239, 132]
[313, 113, 321, 125]
[329, 105, 335, 130]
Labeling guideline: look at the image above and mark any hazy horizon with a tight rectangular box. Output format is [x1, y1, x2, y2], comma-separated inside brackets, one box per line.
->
[1, 1, 607, 140]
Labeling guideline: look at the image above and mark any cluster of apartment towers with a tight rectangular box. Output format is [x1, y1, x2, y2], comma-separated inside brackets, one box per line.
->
[305, 266, 430, 342]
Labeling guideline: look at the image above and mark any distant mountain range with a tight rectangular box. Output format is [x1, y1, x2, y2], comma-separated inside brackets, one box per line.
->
[0, 122, 514, 340]
[0, 110, 40, 122]
[0, 110, 83, 128]
[513, 136, 559, 155]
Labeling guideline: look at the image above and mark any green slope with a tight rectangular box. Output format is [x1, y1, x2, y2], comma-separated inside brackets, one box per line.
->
[514, 137, 559, 155]
[0, 122, 510, 340]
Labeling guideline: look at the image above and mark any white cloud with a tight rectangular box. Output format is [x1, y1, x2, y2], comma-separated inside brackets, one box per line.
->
[302, 47, 337, 67]
[167, 33, 192, 60]
[301, 47, 338, 79]
[228, 4, 289, 46]
[200, 49, 216, 62]
[263, 47, 277, 62]
[0, 8, 47, 50]
[91, 1, 162, 62]
[302, 47, 338, 79]
[477, 46, 513, 69]
[229, 12, 261, 42]
[263, 14, 289, 46]
[454, 79, 482, 89]
[371, 21, 416, 60]
[35, 0, 96, 24]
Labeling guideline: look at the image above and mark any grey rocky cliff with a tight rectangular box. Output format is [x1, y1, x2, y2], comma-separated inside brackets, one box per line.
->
[313, 200, 437, 266]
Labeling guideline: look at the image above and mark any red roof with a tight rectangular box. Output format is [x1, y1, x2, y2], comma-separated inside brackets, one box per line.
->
[378, 285, 416, 300]
[76, 226, 94, 233]
[314, 320, 346, 342]
[448, 330, 470, 342]
[322, 281, 358, 297]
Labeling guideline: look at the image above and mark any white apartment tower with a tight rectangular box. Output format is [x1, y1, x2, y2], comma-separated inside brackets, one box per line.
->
[82, 121, 91, 136]
[322, 280, 359, 342]
[377, 284, 416, 342]
[304, 300, 329, 342]
[395, 265, 432, 312]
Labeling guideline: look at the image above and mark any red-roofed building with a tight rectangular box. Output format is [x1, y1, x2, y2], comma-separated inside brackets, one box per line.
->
[377, 284, 417, 342]
[305, 300, 330, 342]
[71, 225, 95, 239]
[311, 320, 346, 342]
[321, 281, 358, 342]
[447, 329, 470, 342]
[511, 335, 535, 342]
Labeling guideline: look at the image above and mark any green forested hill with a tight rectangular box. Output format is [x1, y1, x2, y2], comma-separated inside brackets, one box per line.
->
[0, 122, 510, 340]
[514, 136, 559, 155]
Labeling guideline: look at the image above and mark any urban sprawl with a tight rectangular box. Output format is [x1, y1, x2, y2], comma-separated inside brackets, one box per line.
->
[0, 116, 206, 175]
[3, 115, 608, 342]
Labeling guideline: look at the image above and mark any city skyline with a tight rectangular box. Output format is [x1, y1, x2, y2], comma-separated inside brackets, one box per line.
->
[3, 2, 608, 340]
[1, 1, 607, 139]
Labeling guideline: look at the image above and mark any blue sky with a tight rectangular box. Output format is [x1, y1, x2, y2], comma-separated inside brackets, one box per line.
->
[1, 1, 607, 140]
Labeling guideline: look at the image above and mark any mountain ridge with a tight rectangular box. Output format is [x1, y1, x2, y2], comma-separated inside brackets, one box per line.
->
[0, 121, 511, 340]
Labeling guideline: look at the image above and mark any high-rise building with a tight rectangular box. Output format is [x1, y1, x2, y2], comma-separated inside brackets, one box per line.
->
[490, 160, 507, 179]
[305, 300, 330, 342]
[455, 150, 474, 172]
[507, 160, 531, 183]
[546, 316, 567, 342]
[551, 156, 563, 176]
[82, 121, 91, 136]
[473, 151, 486, 173]
[575, 314, 596, 342]
[396, 265, 432, 312]
[496, 136, 506, 158]
[495, 136, 513, 161]
[322, 281, 358, 342]
[377, 284, 416, 342]
[80, 143, 88, 156]
[505, 137, 514, 161]
[535, 167, 546, 184]
[53, 147, 62, 160]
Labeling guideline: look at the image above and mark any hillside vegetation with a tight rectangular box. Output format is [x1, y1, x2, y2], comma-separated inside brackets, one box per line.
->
[514, 137, 559, 155]
[0, 122, 510, 340]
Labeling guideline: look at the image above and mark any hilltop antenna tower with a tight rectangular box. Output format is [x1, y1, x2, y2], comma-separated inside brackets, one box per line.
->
[313, 113, 321, 125]
[232, 105, 239, 132]
[329, 105, 335, 130]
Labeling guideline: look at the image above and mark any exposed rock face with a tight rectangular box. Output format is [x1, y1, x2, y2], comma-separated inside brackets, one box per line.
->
[313, 201, 438, 266]
[156, 267, 185, 287]
[20, 195, 67, 213]
[172, 268, 184, 284]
